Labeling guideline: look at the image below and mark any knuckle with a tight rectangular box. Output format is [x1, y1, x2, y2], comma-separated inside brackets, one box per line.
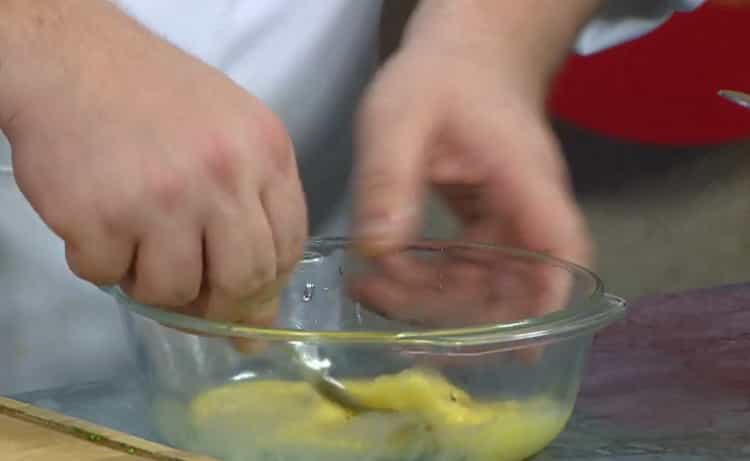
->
[127, 284, 160, 306]
[147, 170, 188, 213]
[213, 263, 276, 300]
[126, 261, 201, 307]
[65, 247, 121, 285]
[128, 279, 195, 308]
[166, 284, 201, 307]
[124, 275, 156, 305]
[201, 133, 242, 186]
[251, 262, 277, 290]
[44, 214, 72, 242]
[250, 110, 295, 176]
[98, 199, 135, 235]
[270, 144, 297, 178]
[210, 277, 240, 299]
[254, 110, 289, 154]
[65, 253, 92, 281]
[34, 196, 80, 241]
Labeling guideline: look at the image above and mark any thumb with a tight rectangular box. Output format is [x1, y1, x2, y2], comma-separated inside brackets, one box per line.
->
[354, 102, 432, 256]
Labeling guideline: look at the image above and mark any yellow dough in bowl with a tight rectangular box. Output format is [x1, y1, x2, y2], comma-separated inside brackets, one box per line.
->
[155, 368, 571, 461]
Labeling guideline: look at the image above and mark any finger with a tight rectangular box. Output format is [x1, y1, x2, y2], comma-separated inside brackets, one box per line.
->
[65, 225, 134, 285]
[350, 254, 499, 327]
[121, 224, 202, 308]
[497, 181, 590, 312]
[513, 184, 592, 267]
[460, 115, 591, 308]
[179, 276, 285, 360]
[485, 178, 589, 363]
[436, 119, 588, 362]
[259, 171, 308, 276]
[471, 117, 591, 267]
[202, 200, 277, 318]
[351, 271, 515, 328]
[373, 252, 439, 287]
[353, 97, 434, 255]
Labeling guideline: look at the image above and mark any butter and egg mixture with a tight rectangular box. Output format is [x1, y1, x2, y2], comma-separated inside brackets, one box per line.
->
[154, 368, 570, 461]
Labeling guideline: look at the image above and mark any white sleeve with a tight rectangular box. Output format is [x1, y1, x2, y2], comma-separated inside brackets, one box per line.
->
[574, 0, 705, 55]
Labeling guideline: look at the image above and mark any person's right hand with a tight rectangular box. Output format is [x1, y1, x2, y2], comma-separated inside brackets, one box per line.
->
[0, 1, 307, 325]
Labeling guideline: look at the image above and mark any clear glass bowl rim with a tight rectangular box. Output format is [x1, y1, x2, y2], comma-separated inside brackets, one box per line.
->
[104, 237, 627, 348]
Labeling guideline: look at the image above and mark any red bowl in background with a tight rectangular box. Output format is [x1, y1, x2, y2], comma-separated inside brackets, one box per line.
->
[548, 2, 750, 146]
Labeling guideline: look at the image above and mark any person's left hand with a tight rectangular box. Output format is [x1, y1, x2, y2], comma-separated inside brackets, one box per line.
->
[350, 45, 591, 328]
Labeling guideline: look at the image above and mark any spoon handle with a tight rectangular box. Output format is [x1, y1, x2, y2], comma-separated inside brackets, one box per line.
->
[718, 89, 750, 110]
[280, 342, 372, 413]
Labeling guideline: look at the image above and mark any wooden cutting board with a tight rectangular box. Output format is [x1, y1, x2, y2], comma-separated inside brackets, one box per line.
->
[0, 396, 215, 461]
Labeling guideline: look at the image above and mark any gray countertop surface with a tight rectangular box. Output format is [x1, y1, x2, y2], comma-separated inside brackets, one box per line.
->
[9, 283, 750, 460]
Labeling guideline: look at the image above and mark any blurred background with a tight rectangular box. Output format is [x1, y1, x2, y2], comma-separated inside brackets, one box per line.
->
[383, 0, 750, 298]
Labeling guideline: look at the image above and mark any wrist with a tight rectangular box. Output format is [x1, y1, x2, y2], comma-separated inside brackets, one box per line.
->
[400, 0, 602, 101]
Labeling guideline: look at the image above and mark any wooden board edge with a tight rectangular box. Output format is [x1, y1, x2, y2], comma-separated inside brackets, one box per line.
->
[0, 396, 215, 461]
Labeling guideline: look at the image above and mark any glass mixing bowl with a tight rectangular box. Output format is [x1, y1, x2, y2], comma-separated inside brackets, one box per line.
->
[109, 238, 626, 461]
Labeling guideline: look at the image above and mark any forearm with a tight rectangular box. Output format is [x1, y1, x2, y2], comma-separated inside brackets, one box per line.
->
[0, 0, 142, 130]
[402, 0, 602, 97]
[0, 0, 69, 125]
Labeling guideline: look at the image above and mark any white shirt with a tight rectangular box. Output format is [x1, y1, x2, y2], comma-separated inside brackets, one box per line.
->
[576, 0, 704, 55]
[0, 0, 704, 394]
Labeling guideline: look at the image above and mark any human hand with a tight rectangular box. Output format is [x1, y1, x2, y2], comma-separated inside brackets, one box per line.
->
[0, 1, 307, 324]
[350, 2, 594, 328]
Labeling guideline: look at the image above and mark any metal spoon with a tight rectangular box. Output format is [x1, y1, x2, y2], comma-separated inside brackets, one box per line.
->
[283, 342, 377, 414]
[718, 89, 750, 110]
